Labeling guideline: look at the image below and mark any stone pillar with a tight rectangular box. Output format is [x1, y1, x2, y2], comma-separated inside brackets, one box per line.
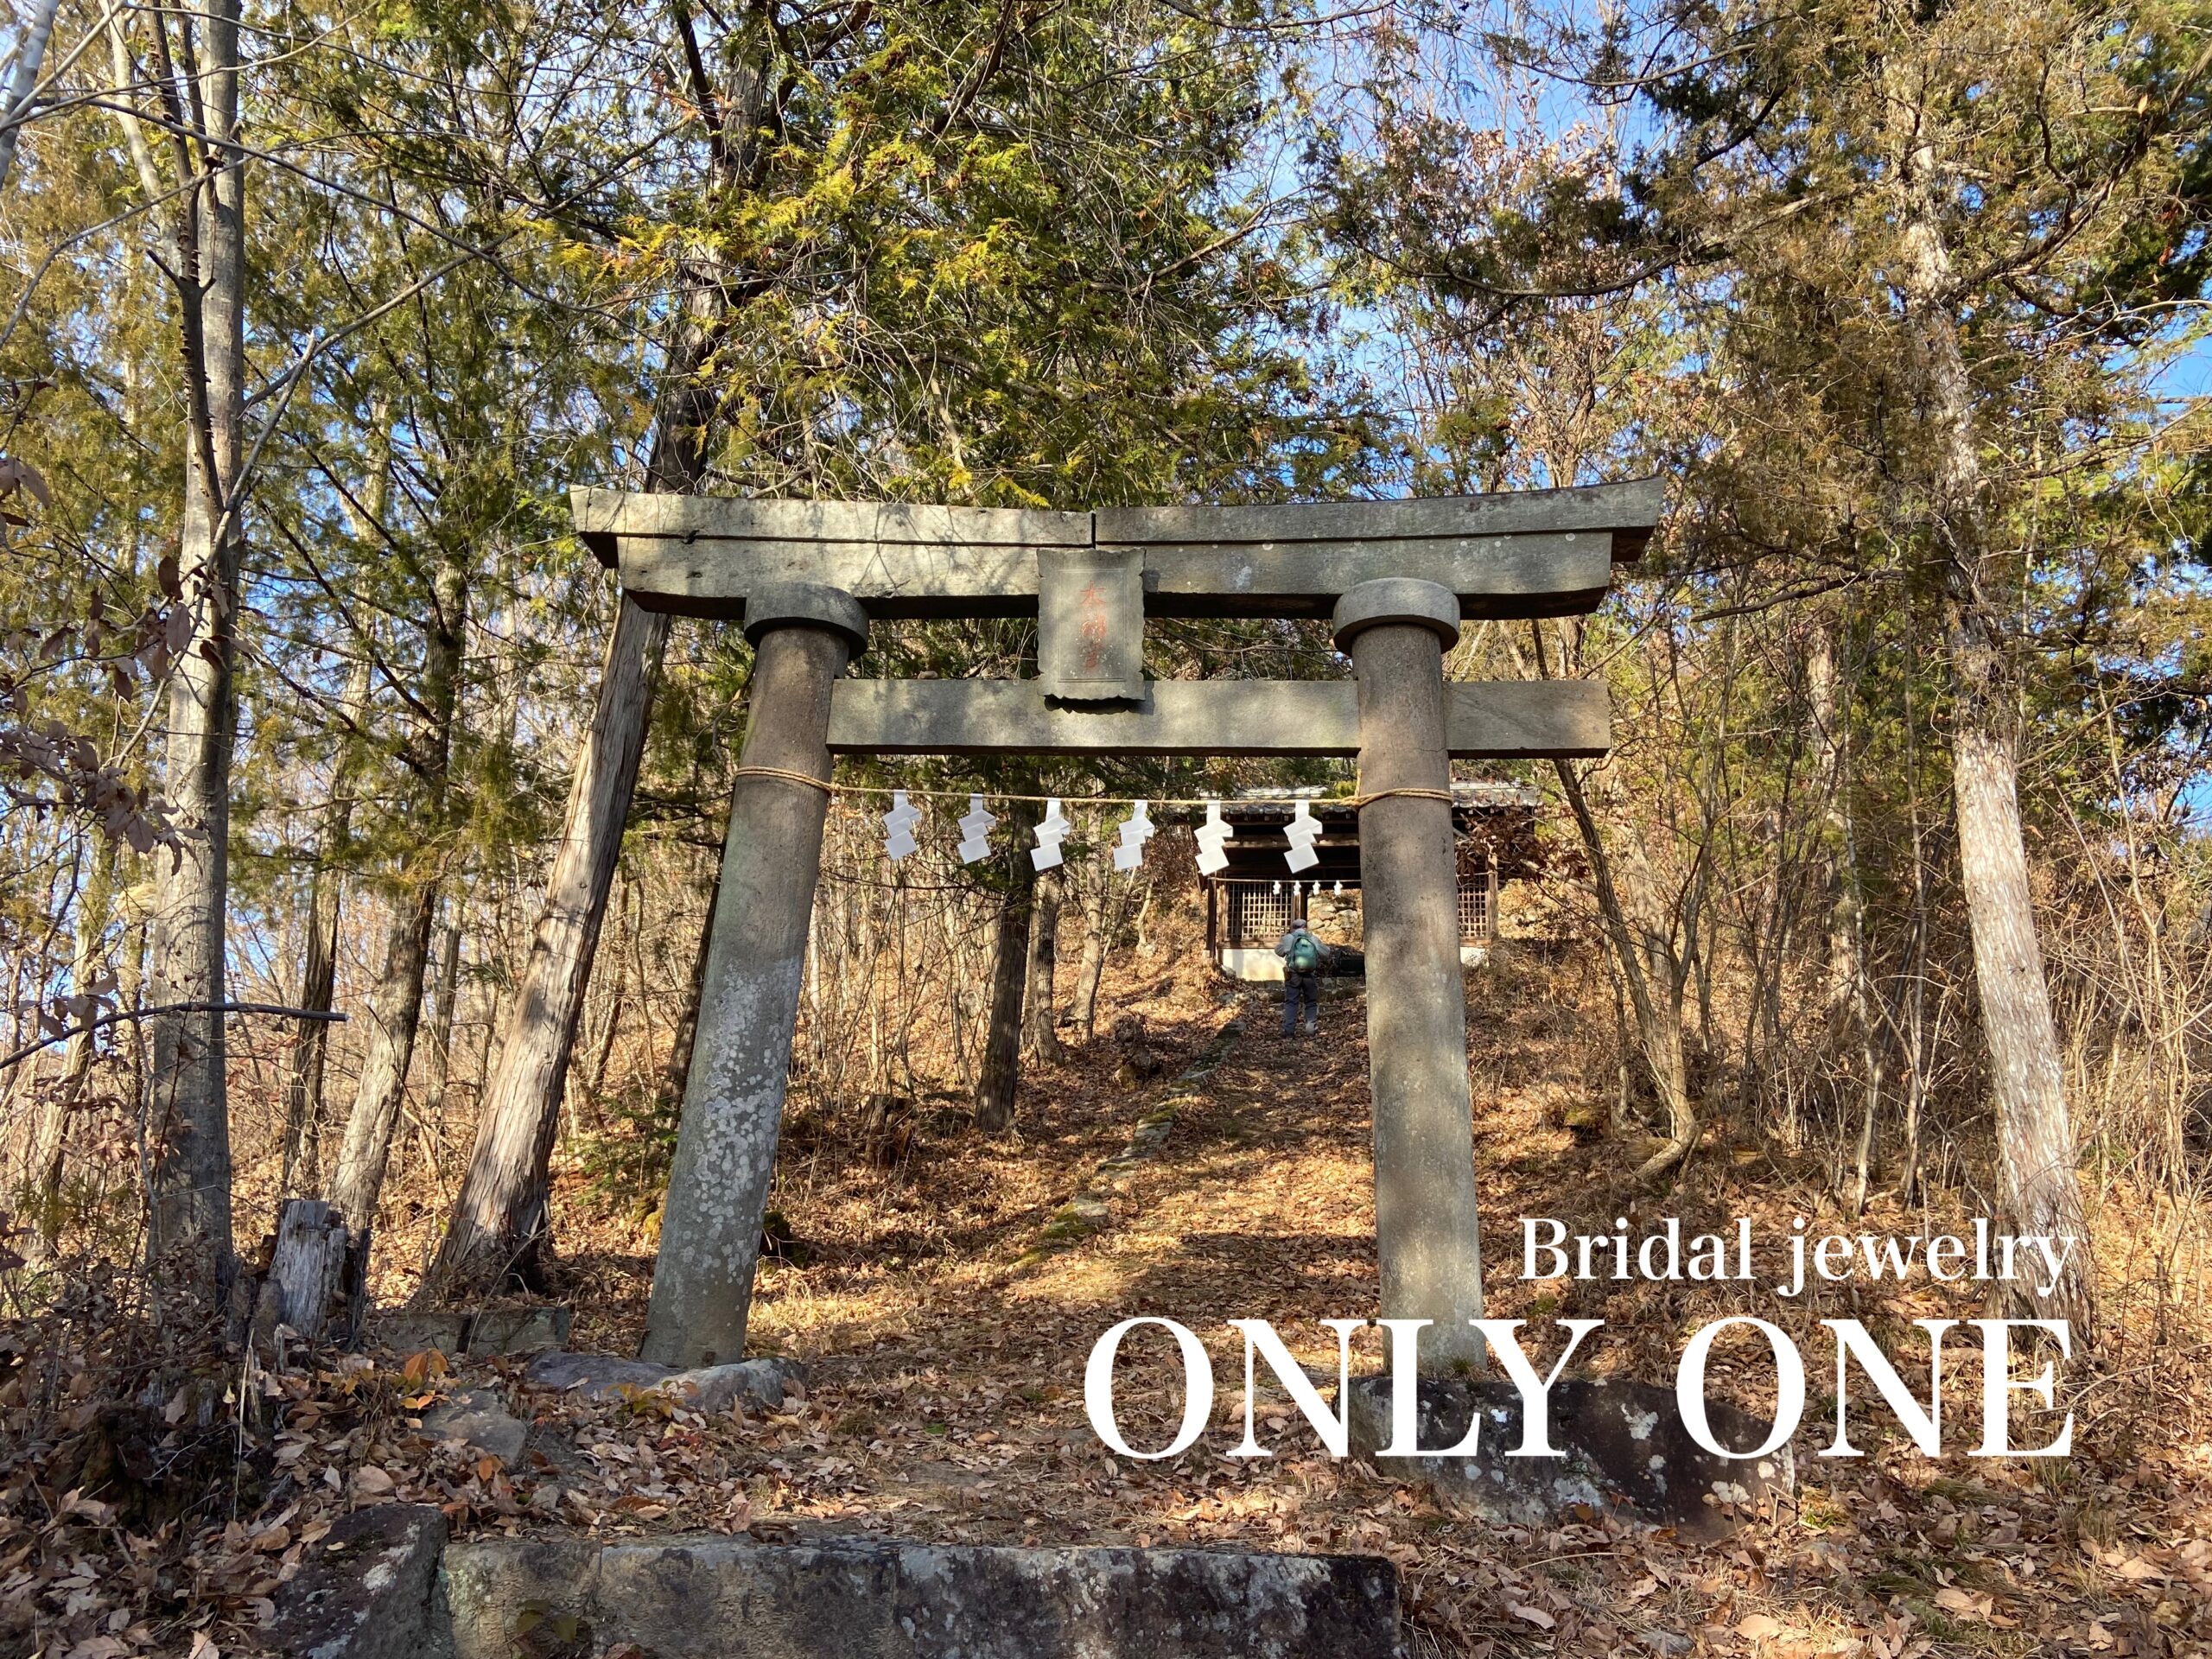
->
[1334, 579, 1485, 1374]
[641, 583, 867, 1367]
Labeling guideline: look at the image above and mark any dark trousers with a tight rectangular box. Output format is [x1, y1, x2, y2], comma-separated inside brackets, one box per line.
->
[1281, 971, 1320, 1034]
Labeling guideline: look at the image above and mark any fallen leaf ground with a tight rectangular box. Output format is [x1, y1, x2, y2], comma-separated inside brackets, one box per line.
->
[9, 919, 2212, 1657]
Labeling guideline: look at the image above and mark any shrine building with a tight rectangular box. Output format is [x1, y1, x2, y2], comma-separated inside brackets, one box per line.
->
[1202, 781, 1540, 979]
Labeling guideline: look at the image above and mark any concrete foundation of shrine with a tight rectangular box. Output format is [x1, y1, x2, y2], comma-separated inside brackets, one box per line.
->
[1214, 944, 1490, 981]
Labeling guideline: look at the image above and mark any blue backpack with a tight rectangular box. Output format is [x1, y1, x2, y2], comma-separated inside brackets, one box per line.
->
[1288, 931, 1322, 973]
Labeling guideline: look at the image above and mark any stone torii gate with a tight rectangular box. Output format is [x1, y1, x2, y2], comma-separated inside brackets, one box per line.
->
[572, 480, 1660, 1370]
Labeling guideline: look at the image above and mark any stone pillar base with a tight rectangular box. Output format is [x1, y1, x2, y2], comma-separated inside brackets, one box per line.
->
[1344, 1374, 1794, 1539]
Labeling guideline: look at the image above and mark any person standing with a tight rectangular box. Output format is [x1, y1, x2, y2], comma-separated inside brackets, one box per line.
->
[1275, 918, 1330, 1038]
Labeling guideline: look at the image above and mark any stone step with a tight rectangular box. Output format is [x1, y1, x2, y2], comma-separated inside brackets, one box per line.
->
[371, 1303, 573, 1360]
[275, 1510, 1404, 1659]
[444, 1535, 1404, 1658]
[523, 1348, 803, 1413]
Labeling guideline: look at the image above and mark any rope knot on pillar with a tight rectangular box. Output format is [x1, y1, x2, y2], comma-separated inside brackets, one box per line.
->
[1345, 785, 1456, 809]
[731, 766, 834, 793]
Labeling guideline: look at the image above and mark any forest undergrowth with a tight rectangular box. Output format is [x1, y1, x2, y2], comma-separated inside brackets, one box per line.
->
[5, 909, 2211, 1658]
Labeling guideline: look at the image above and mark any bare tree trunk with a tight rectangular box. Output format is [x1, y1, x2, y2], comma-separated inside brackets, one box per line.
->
[1844, 786, 1883, 1216]
[1614, 823, 1699, 1165]
[327, 551, 467, 1230]
[118, 898, 149, 1116]
[429, 594, 668, 1288]
[282, 865, 340, 1194]
[974, 843, 1036, 1134]
[1897, 812, 1932, 1207]
[1069, 866, 1122, 1041]
[66, 836, 116, 1036]
[658, 857, 724, 1111]
[428, 29, 774, 1293]
[143, 0, 248, 1306]
[1946, 703, 2086, 1308]
[29, 835, 116, 1243]
[327, 888, 439, 1224]
[1812, 609, 1883, 1211]
[582, 889, 630, 1114]
[247, 1198, 355, 1351]
[443, 32, 770, 1292]
[428, 338, 728, 1292]
[1808, 614, 1860, 1027]
[0, 0, 61, 193]
[1022, 869, 1064, 1062]
[282, 655, 372, 1196]
[421, 906, 464, 1130]
[1548, 732, 1699, 1179]
[1897, 166, 2092, 1327]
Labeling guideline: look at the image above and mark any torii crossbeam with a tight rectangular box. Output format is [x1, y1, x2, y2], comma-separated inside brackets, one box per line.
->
[575, 480, 1659, 1370]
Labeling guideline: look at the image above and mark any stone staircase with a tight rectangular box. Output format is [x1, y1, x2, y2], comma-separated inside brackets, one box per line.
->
[273, 1505, 1406, 1658]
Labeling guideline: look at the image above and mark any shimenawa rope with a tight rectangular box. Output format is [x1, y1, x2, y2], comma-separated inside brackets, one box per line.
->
[732, 765, 836, 794]
[1344, 786, 1456, 808]
[733, 771, 1460, 810]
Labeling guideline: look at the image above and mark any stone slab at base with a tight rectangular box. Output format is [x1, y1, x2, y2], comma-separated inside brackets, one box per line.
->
[524, 1349, 804, 1413]
[268, 1503, 450, 1659]
[443, 1535, 1404, 1658]
[371, 1304, 573, 1359]
[473, 1305, 575, 1356]
[1344, 1375, 1792, 1541]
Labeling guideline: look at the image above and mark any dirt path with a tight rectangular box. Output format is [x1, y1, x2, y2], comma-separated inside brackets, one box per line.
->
[741, 981, 1394, 1550]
